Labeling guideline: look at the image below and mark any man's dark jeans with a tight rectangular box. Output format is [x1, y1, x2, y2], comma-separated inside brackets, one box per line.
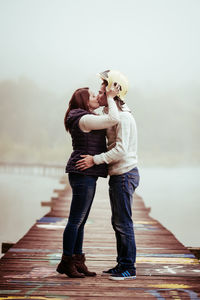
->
[109, 167, 140, 269]
[63, 173, 98, 256]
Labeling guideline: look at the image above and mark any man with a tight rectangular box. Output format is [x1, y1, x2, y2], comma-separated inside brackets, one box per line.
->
[76, 70, 140, 280]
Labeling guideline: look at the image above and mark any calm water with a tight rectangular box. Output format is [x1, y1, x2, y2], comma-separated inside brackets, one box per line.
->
[0, 174, 63, 257]
[137, 167, 200, 247]
[0, 167, 199, 257]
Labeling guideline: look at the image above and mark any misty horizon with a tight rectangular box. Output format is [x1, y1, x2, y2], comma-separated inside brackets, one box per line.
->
[0, 0, 200, 94]
[0, 0, 199, 166]
[0, 76, 199, 166]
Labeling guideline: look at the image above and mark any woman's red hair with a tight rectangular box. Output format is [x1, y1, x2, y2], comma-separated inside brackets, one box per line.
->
[64, 88, 90, 131]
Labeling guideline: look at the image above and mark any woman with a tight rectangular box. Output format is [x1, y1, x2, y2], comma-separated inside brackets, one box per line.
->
[56, 84, 120, 278]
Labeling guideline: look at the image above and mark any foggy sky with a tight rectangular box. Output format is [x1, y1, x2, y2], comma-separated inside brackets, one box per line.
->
[0, 0, 200, 95]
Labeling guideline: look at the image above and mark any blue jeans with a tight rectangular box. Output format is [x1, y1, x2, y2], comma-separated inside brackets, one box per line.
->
[63, 173, 98, 256]
[109, 167, 140, 269]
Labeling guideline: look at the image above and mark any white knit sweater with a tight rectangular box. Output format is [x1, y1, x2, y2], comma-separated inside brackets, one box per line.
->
[93, 106, 138, 175]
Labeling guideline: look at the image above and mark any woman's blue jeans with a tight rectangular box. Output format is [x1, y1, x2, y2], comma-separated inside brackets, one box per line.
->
[109, 167, 140, 269]
[63, 173, 98, 256]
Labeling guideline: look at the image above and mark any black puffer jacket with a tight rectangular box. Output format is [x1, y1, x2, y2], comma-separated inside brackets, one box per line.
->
[65, 109, 108, 178]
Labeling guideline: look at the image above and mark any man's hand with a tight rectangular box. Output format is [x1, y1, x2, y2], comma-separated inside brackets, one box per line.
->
[76, 155, 94, 170]
[106, 82, 121, 98]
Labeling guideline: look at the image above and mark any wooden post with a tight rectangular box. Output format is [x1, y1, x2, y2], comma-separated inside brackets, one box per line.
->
[1, 243, 15, 254]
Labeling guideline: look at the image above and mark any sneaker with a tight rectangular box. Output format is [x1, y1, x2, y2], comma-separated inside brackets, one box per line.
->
[109, 269, 136, 280]
[102, 264, 121, 276]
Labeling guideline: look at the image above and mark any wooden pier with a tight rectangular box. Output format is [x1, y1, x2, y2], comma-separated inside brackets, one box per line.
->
[0, 162, 64, 178]
[0, 177, 200, 299]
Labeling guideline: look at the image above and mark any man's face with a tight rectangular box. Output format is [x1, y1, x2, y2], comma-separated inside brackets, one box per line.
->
[97, 83, 108, 106]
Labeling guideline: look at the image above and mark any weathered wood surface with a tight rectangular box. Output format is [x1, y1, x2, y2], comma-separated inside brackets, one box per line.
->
[0, 176, 200, 299]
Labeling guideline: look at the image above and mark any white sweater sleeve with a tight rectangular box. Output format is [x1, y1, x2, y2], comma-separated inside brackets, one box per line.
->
[93, 114, 131, 164]
[79, 98, 119, 132]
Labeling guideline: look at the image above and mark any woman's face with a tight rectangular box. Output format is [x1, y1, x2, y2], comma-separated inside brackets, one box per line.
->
[88, 90, 99, 110]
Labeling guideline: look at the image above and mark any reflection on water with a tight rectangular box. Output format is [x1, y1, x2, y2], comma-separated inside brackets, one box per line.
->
[137, 167, 200, 247]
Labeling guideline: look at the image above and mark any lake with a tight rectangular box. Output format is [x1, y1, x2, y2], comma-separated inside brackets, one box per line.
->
[0, 173, 63, 257]
[137, 167, 200, 247]
[0, 167, 199, 258]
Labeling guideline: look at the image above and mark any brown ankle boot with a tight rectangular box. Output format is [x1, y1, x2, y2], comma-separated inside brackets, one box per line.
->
[73, 253, 96, 276]
[56, 254, 85, 278]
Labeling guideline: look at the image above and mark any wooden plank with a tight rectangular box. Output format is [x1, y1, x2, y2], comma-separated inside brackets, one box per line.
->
[0, 177, 199, 299]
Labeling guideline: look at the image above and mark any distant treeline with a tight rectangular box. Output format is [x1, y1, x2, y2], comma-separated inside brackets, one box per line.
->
[0, 78, 71, 164]
[0, 77, 199, 166]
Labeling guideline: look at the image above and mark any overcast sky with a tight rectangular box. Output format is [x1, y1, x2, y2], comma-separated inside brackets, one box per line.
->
[0, 0, 200, 95]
